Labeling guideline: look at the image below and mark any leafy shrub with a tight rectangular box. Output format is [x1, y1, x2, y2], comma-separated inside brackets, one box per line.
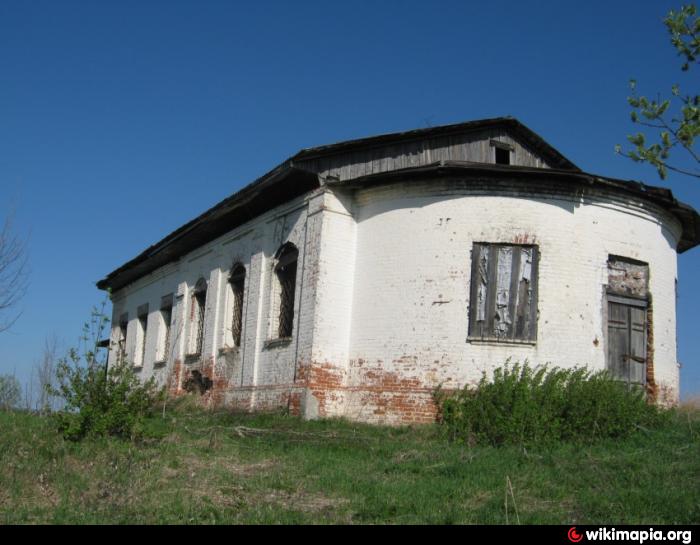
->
[50, 356, 162, 441]
[0, 374, 21, 410]
[436, 361, 667, 446]
[48, 301, 163, 441]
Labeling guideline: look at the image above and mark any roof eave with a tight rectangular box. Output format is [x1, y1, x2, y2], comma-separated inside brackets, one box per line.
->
[328, 161, 700, 254]
[97, 166, 320, 292]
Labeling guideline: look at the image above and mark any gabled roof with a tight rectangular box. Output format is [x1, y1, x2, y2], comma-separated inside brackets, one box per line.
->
[97, 118, 698, 292]
[291, 116, 580, 171]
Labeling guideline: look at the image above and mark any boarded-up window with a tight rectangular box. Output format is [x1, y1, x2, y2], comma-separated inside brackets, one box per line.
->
[230, 264, 246, 347]
[275, 243, 298, 339]
[607, 256, 649, 298]
[468, 243, 538, 341]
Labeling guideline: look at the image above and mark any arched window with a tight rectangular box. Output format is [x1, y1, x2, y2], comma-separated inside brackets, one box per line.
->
[275, 243, 298, 339]
[190, 277, 207, 356]
[229, 263, 246, 347]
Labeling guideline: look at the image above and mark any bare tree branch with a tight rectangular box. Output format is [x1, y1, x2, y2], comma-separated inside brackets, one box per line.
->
[35, 334, 62, 412]
[0, 213, 29, 332]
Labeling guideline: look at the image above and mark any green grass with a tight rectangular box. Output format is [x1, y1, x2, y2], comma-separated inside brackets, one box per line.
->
[1, 398, 698, 524]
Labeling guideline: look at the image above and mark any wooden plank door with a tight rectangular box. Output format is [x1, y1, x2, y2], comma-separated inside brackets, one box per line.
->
[607, 299, 647, 387]
[628, 306, 647, 386]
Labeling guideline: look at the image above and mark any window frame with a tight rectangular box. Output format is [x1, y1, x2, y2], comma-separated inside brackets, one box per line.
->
[187, 278, 208, 358]
[273, 243, 298, 341]
[135, 303, 149, 368]
[605, 255, 650, 389]
[490, 139, 514, 165]
[229, 263, 246, 348]
[606, 294, 648, 389]
[155, 293, 173, 365]
[467, 242, 539, 344]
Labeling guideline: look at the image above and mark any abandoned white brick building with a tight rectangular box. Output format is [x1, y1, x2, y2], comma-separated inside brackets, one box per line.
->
[98, 117, 700, 423]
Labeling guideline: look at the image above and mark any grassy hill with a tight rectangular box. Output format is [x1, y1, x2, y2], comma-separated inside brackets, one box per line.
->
[1, 398, 698, 524]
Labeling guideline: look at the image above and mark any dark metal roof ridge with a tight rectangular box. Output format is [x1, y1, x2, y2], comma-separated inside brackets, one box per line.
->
[329, 160, 700, 253]
[292, 117, 580, 171]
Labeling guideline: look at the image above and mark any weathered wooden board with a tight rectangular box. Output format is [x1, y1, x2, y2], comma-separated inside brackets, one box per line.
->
[607, 300, 647, 387]
[297, 129, 552, 181]
[468, 243, 537, 341]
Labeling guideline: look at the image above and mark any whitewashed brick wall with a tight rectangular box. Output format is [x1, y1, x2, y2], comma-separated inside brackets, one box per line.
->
[107, 175, 684, 421]
[337, 180, 681, 420]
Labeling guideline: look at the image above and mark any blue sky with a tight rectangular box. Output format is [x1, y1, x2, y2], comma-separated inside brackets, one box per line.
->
[1, 0, 699, 398]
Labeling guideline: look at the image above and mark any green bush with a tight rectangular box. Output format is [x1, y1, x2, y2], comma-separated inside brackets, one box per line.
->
[48, 301, 163, 441]
[436, 361, 667, 446]
[50, 356, 162, 441]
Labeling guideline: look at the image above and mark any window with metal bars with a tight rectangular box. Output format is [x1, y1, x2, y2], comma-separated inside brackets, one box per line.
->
[468, 243, 539, 342]
[229, 264, 246, 347]
[275, 243, 298, 339]
[190, 278, 207, 356]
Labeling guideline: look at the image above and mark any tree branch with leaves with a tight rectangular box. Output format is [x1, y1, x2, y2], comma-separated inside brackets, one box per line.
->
[616, 4, 700, 180]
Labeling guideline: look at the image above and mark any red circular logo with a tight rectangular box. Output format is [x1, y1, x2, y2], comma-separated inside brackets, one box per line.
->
[568, 527, 583, 543]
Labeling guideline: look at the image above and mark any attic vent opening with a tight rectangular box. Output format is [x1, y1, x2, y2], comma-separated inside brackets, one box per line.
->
[490, 140, 513, 165]
[495, 147, 510, 165]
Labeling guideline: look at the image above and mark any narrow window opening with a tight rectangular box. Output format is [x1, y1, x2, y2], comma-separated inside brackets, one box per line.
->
[230, 264, 246, 347]
[158, 294, 173, 363]
[190, 278, 207, 356]
[137, 304, 149, 367]
[275, 244, 298, 339]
